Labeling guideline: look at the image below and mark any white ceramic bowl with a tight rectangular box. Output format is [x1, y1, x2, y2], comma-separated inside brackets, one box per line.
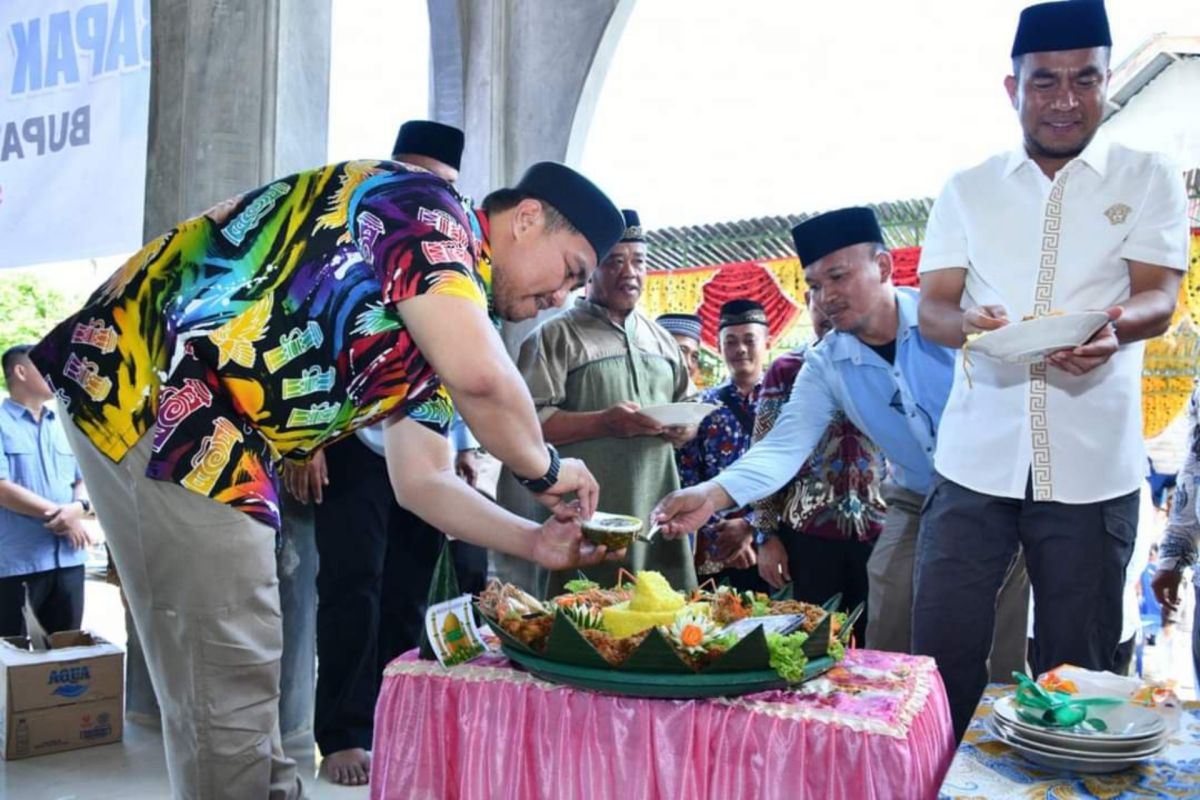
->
[638, 402, 719, 427]
[968, 311, 1111, 363]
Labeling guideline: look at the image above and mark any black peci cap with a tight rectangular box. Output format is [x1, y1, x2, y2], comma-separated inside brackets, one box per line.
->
[392, 120, 465, 170]
[719, 299, 768, 330]
[790, 207, 885, 267]
[515, 162, 625, 261]
[1011, 1, 1111, 58]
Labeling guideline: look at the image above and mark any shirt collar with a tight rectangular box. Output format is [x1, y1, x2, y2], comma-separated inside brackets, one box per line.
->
[575, 297, 640, 334]
[1, 397, 49, 423]
[1003, 131, 1110, 180]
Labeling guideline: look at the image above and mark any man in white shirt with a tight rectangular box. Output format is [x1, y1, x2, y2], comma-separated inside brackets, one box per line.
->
[915, 1, 1190, 739]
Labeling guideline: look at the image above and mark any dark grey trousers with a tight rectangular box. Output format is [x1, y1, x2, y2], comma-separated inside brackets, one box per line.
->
[912, 474, 1137, 741]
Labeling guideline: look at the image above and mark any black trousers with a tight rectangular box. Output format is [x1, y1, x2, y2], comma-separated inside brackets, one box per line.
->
[313, 435, 487, 754]
[780, 529, 873, 642]
[912, 474, 1136, 741]
[0, 565, 85, 637]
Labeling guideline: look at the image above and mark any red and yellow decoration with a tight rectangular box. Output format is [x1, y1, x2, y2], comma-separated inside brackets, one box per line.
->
[640, 233, 1200, 437]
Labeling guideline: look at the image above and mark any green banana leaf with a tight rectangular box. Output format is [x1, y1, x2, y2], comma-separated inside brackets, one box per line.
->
[418, 537, 461, 661]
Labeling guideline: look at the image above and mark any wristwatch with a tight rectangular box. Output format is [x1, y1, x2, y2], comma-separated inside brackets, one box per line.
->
[515, 445, 561, 494]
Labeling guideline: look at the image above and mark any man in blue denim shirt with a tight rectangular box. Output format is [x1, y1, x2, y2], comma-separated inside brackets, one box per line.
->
[0, 345, 92, 636]
[653, 208, 1028, 666]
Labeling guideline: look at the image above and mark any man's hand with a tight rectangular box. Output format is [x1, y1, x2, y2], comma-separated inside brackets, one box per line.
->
[455, 449, 481, 488]
[43, 501, 83, 533]
[1045, 307, 1122, 376]
[533, 457, 599, 519]
[44, 504, 92, 550]
[531, 504, 625, 571]
[757, 536, 790, 590]
[713, 518, 754, 561]
[1151, 567, 1183, 625]
[282, 450, 328, 504]
[653, 482, 732, 539]
[661, 424, 698, 448]
[602, 402, 665, 438]
[963, 304, 1010, 335]
[724, 539, 757, 570]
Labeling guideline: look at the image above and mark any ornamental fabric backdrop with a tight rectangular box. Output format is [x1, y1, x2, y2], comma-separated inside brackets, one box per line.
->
[639, 234, 1200, 437]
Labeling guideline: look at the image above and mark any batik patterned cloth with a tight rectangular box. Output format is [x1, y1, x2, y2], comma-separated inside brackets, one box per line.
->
[940, 686, 1200, 799]
[751, 348, 886, 542]
[676, 381, 761, 574]
[32, 161, 492, 529]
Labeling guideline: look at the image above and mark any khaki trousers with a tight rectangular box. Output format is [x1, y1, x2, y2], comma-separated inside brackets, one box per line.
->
[64, 420, 301, 800]
[867, 483, 1030, 682]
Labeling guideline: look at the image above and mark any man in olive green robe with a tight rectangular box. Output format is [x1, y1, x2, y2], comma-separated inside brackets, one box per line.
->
[516, 210, 697, 595]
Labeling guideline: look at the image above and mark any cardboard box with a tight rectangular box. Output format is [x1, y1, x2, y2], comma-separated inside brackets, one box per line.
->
[0, 631, 124, 760]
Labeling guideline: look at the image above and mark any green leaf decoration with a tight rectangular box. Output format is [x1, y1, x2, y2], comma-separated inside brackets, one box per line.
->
[802, 612, 833, 660]
[703, 625, 772, 674]
[620, 626, 694, 673]
[770, 582, 794, 601]
[839, 602, 865, 644]
[821, 593, 843, 612]
[418, 538, 461, 660]
[539, 610, 612, 670]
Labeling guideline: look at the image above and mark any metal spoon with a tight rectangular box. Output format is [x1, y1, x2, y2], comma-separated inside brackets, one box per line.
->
[636, 523, 660, 544]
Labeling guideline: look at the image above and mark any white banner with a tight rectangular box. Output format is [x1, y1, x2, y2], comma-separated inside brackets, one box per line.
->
[0, 0, 150, 269]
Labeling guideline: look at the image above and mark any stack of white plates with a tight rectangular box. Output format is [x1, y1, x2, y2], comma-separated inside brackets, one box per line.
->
[988, 695, 1168, 774]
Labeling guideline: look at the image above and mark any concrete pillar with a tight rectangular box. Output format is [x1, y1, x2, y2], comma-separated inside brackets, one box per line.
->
[128, 0, 331, 733]
[426, 0, 634, 590]
[144, 0, 331, 236]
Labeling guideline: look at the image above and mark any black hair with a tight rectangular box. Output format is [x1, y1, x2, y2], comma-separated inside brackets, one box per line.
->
[1012, 46, 1111, 78]
[2, 344, 35, 381]
[480, 189, 580, 235]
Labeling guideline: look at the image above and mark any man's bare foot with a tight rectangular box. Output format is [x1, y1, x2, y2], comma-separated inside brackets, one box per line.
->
[322, 748, 370, 786]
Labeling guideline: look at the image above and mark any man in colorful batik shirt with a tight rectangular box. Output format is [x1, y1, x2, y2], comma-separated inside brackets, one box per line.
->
[676, 300, 770, 591]
[751, 296, 887, 641]
[517, 209, 697, 596]
[32, 160, 624, 798]
[281, 121, 486, 787]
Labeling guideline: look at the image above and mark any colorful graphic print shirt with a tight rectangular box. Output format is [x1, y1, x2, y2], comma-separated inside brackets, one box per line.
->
[750, 348, 886, 543]
[31, 161, 492, 530]
[676, 381, 762, 575]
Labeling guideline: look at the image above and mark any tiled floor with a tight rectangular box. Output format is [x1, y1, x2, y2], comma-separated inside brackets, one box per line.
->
[0, 718, 368, 800]
[0, 581, 366, 800]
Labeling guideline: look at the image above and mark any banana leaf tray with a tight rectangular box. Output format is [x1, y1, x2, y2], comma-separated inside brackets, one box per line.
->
[480, 597, 855, 699]
[503, 646, 836, 699]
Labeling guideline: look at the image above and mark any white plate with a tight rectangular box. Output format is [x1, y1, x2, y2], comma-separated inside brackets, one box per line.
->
[987, 718, 1163, 774]
[992, 714, 1166, 755]
[638, 402, 719, 427]
[967, 311, 1111, 363]
[991, 715, 1166, 758]
[993, 695, 1166, 742]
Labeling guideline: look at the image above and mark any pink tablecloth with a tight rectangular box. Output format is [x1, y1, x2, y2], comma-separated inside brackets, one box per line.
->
[370, 649, 955, 800]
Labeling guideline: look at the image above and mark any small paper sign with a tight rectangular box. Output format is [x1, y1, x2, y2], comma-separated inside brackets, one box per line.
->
[424, 594, 493, 667]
